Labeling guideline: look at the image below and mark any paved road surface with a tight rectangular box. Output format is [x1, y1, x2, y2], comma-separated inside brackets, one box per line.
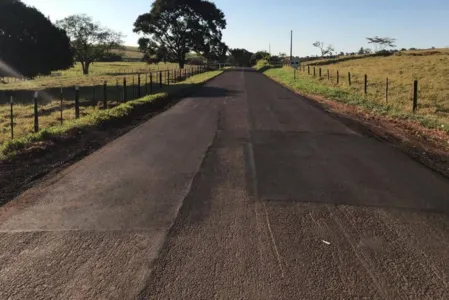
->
[1, 69, 449, 299]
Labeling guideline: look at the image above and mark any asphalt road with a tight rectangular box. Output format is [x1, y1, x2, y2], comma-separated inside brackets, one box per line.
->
[1, 68, 449, 299]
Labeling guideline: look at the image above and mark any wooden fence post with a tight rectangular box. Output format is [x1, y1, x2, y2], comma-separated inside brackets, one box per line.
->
[386, 77, 389, 103]
[319, 68, 322, 78]
[74, 87, 80, 119]
[123, 77, 127, 102]
[159, 71, 162, 88]
[60, 87, 63, 124]
[308, 65, 310, 74]
[364, 74, 367, 94]
[33, 91, 39, 132]
[327, 69, 330, 80]
[167, 70, 170, 86]
[137, 74, 141, 98]
[103, 81, 107, 109]
[337, 70, 339, 84]
[150, 73, 153, 93]
[413, 80, 418, 112]
[313, 67, 316, 77]
[348, 72, 351, 86]
[10, 95, 14, 139]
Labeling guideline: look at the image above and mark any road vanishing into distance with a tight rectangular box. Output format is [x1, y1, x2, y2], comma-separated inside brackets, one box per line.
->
[1, 69, 449, 299]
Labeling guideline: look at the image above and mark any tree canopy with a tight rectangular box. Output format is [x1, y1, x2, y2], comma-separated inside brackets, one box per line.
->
[229, 48, 253, 67]
[0, 0, 73, 78]
[134, 0, 227, 68]
[57, 14, 123, 74]
[366, 36, 396, 52]
[312, 41, 334, 57]
[250, 51, 270, 65]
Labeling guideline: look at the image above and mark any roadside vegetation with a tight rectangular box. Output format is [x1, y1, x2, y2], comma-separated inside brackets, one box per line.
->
[0, 70, 223, 159]
[0, 0, 231, 150]
[0, 61, 206, 145]
[300, 50, 449, 116]
[0, 61, 198, 90]
[259, 49, 449, 135]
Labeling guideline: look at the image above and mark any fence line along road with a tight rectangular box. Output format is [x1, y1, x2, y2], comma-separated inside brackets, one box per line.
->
[291, 64, 422, 113]
[2, 65, 208, 144]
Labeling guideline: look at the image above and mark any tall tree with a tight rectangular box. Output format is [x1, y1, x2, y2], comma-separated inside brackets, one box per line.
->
[134, 0, 226, 69]
[138, 38, 171, 64]
[366, 36, 396, 52]
[202, 40, 229, 63]
[0, 0, 73, 78]
[312, 41, 334, 57]
[250, 51, 270, 65]
[229, 48, 253, 67]
[57, 15, 124, 75]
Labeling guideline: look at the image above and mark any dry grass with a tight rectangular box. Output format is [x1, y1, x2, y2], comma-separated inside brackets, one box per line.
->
[0, 100, 99, 143]
[0, 61, 193, 91]
[0, 65, 206, 145]
[298, 49, 449, 117]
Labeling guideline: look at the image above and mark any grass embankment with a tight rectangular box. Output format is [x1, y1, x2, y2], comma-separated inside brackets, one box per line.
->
[262, 50, 449, 134]
[0, 70, 223, 159]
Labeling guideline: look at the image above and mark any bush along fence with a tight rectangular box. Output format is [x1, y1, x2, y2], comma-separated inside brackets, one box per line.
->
[296, 64, 421, 113]
[2, 65, 206, 142]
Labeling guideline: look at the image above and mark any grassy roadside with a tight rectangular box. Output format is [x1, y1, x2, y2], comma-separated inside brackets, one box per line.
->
[0, 70, 223, 160]
[0, 62, 197, 91]
[262, 66, 449, 135]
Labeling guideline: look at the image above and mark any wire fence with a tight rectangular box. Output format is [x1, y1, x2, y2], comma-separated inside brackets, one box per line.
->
[0, 65, 207, 143]
[0, 64, 200, 82]
[290, 64, 449, 117]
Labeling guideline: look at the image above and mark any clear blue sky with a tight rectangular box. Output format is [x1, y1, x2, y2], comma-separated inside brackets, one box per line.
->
[23, 0, 449, 56]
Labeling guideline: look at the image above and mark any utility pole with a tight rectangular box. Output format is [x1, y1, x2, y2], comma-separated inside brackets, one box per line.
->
[269, 43, 271, 55]
[290, 30, 293, 62]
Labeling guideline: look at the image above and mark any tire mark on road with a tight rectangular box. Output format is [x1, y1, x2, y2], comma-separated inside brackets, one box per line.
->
[326, 205, 391, 299]
[262, 201, 285, 278]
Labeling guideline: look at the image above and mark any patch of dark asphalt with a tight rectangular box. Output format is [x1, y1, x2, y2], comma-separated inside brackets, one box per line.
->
[262, 71, 449, 180]
[135, 68, 449, 299]
[0, 73, 225, 207]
